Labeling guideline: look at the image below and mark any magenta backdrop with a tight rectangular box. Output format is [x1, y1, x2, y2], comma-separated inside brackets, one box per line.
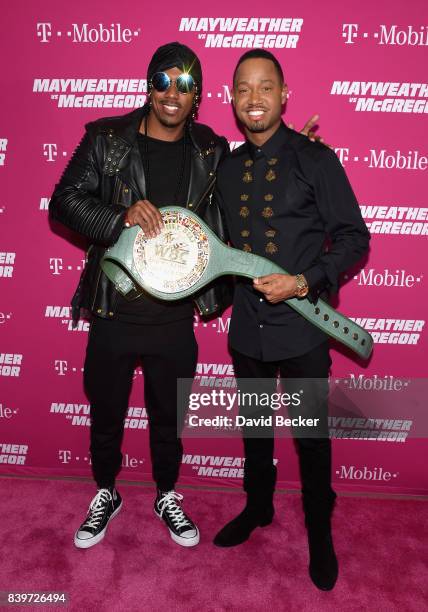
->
[1, 0, 427, 495]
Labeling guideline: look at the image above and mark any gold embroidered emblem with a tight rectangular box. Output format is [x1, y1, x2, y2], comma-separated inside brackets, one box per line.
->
[243, 171, 253, 183]
[262, 207, 273, 218]
[240, 206, 250, 218]
[241, 230, 250, 238]
[264, 194, 273, 201]
[243, 243, 252, 252]
[265, 169, 276, 182]
[265, 229, 276, 238]
[244, 159, 254, 167]
[268, 158, 278, 166]
[240, 194, 249, 201]
[265, 242, 278, 255]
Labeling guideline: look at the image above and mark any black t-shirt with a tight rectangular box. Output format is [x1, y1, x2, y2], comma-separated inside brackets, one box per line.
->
[115, 132, 193, 324]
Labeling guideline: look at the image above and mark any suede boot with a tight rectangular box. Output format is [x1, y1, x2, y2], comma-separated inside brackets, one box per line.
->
[304, 497, 338, 590]
[213, 466, 276, 547]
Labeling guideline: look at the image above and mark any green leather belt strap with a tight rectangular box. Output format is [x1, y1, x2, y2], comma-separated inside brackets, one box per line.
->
[101, 206, 373, 360]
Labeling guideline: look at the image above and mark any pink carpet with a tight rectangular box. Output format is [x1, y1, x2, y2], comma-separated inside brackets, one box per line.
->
[0, 477, 427, 611]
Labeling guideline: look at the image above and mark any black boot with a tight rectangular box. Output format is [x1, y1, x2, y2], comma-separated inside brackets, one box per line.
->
[298, 437, 338, 589]
[213, 503, 273, 547]
[307, 523, 338, 590]
[304, 493, 338, 591]
[213, 466, 276, 547]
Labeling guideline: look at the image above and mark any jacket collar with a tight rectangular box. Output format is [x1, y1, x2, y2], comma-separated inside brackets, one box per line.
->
[110, 106, 147, 146]
[110, 105, 210, 154]
[104, 106, 215, 205]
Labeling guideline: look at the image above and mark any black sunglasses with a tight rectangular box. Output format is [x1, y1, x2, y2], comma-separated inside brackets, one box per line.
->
[150, 71, 196, 94]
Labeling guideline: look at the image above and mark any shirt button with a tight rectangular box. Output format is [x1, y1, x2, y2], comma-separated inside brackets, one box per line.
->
[259, 324, 264, 329]
[259, 298, 263, 302]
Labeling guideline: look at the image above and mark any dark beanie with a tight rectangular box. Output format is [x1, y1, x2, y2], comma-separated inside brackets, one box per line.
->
[147, 42, 203, 95]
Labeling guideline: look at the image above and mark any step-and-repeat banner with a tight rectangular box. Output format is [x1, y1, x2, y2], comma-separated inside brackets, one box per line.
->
[1, 0, 427, 494]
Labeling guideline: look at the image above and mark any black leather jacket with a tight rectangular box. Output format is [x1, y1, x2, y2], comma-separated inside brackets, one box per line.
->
[49, 106, 232, 321]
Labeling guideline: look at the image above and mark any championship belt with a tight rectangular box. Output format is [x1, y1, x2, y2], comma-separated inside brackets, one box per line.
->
[100, 206, 373, 360]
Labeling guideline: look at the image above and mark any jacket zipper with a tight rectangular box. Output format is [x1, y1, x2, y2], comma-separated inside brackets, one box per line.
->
[192, 175, 216, 212]
[91, 175, 123, 313]
[90, 262, 103, 312]
[193, 175, 217, 315]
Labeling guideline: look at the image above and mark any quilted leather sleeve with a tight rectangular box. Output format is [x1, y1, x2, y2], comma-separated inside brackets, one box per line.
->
[49, 131, 126, 246]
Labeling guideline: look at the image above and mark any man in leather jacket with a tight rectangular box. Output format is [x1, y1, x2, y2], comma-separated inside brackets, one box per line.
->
[49, 42, 231, 549]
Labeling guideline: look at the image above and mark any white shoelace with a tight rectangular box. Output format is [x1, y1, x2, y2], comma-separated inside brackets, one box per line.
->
[157, 491, 192, 529]
[82, 489, 113, 529]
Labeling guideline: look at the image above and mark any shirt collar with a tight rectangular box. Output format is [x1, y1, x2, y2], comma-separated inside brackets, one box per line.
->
[246, 121, 289, 161]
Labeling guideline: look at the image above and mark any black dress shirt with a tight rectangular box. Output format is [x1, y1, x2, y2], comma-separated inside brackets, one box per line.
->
[216, 122, 370, 360]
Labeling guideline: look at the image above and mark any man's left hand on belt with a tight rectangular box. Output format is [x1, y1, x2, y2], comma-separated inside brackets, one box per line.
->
[253, 274, 298, 303]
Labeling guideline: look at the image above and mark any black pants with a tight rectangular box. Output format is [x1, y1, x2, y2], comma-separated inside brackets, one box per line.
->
[231, 341, 336, 522]
[84, 316, 198, 491]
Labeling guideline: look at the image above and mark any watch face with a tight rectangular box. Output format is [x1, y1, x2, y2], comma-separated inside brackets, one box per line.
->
[295, 277, 308, 297]
[132, 209, 210, 293]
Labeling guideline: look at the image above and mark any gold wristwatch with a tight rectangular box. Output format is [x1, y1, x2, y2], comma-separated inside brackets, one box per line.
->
[295, 273, 309, 298]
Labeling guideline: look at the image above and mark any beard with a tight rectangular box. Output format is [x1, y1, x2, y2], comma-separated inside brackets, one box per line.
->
[245, 120, 266, 132]
[240, 109, 270, 133]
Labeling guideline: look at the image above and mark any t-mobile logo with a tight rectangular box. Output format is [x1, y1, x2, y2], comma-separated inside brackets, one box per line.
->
[43, 143, 57, 162]
[37, 23, 53, 43]
[58, 450, 72, 463]
[342, 24, 359, 44]
[49, 258, 63, 275]
[55, 360, 68, 376]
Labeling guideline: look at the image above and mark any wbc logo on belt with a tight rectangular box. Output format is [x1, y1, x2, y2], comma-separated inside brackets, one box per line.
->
[155, 232, 189, 265]
[133, 210, 210, 293]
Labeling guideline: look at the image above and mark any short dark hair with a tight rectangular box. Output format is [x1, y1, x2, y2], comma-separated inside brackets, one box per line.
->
[233, 49, 284, 86]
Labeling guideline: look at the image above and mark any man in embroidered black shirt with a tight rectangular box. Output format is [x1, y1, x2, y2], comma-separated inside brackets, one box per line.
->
[213, 50, 370, 591]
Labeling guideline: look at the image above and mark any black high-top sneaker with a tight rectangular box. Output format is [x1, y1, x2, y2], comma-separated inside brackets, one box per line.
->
[154, 490, 199, 547]
[74, 487, 122, 549]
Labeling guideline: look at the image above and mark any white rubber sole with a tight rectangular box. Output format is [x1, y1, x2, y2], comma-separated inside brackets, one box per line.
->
[154, 508, 200, 547]
[74, 501, 123, 549]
